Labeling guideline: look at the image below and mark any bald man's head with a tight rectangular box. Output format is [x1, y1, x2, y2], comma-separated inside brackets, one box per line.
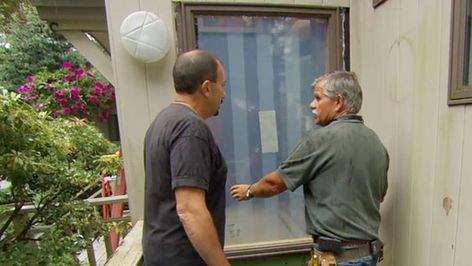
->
[173, 50, 221, 94]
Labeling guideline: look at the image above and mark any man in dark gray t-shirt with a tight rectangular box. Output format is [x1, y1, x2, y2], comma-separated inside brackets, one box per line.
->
[231, 71, 388, 266]
[143, 50, 230, 266]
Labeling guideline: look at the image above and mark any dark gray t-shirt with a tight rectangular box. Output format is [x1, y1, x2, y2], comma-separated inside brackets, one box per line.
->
[143, 103, 227, 266]
[277, 115, 388, 241]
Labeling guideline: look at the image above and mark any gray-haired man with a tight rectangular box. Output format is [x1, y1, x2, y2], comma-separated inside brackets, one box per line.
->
[231, 71, 389, 266]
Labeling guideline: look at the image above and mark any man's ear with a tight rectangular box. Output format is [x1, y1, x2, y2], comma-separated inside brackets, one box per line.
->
[336, 95, 345, 112]
[200, 80, 212, 97]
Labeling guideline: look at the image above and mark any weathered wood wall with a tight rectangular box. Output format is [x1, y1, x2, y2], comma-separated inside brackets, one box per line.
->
[106, 0, 472, 265]
[351, 0, 472, 265]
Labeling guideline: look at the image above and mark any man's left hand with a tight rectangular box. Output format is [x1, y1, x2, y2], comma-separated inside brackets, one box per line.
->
[230, 184, 251, 201]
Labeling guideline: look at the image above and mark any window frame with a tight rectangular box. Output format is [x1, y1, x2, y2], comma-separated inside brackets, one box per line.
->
[173, 2, 347, 257]
[174, 3, 346, 73]
[449, 0, 472, 105]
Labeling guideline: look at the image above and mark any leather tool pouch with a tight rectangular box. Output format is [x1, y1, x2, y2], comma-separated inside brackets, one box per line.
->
[307, 250, 337, 266]
[319, 252, 337, 266]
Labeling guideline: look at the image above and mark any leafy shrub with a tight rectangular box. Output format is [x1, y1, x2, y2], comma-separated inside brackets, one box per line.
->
[0, 93, 117, 264]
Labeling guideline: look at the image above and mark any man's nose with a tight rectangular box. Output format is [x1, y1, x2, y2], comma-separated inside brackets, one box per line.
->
[309, 100, 316, 109]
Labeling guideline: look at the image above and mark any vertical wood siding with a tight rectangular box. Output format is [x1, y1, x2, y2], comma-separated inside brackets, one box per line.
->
[104, 0, 177, 221]
[351, 0, 472, 265]
[109, 0, 472, 265]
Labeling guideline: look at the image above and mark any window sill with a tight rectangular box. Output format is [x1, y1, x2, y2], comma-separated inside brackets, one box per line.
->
[225, 237, 313, 259]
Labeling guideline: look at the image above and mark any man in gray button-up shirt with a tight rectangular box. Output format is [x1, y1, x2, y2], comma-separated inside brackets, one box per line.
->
[231, 71, 389, 266]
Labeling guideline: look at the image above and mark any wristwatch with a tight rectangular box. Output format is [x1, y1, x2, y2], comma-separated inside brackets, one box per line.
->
[245, 185, 254, 199]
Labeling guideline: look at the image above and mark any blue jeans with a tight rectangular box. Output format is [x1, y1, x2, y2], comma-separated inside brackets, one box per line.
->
[338, 255, 378, 266]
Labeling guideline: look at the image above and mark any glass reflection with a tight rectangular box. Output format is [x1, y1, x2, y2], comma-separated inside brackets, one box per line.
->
[196, 15, 327, 245]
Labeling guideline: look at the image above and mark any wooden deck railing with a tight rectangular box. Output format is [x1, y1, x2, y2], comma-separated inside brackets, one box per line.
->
[104, 220, 143, 266]
[0, 192, 136, 266]
[85, 193, 132, 266]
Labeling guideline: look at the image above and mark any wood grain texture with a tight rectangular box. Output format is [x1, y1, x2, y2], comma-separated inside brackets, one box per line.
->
[105, 220, 144, 266]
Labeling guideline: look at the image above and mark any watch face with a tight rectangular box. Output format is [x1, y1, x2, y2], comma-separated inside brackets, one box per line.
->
[245, 186, 253, 198]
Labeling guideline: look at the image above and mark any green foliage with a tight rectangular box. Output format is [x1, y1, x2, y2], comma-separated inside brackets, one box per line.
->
[0, 93, 116, 264]
[2, 201, 105, 265]
[0, 3, 85, 91]
[0, 0, 24, 33]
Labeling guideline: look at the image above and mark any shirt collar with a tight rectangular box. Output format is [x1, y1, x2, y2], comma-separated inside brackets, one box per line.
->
[333, 114, 364, 123]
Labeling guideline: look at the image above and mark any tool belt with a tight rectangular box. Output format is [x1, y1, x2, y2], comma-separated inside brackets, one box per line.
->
[308, 249, 337, 266]
[306, 236, 384, 266]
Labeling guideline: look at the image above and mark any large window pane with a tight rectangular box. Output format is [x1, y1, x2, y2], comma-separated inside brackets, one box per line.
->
[196, 15, 328, 245]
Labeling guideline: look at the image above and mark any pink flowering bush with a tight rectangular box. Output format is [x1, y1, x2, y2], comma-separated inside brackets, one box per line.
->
[16, 61, 115, 122]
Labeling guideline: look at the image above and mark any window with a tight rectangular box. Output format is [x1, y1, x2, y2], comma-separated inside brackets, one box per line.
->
[176, 3, 347, 249]
[449, 0, 472, 105]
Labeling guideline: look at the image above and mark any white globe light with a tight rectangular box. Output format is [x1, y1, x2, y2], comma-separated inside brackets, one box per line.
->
[120, 11, 170, 63]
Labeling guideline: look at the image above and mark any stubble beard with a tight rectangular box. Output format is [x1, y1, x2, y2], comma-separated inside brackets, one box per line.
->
[213, 98, 224, 116]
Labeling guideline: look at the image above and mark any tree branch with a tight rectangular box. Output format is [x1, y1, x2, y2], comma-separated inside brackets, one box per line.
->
[0, 201, 24, 240]
[14, 187, 68, 241]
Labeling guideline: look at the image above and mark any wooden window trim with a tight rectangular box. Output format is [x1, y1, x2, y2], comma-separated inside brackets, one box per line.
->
[449, 0, 472, 105]
[174, 3, 346, 72]
[173, 2, 348, 254]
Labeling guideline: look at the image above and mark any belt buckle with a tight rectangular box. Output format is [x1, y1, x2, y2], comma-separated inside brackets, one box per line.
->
[336, 244, 371, 263]
[317, 236, 342, 254]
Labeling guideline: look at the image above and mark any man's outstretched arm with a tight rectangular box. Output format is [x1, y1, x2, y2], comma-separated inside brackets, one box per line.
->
[230, 171, 287, 201]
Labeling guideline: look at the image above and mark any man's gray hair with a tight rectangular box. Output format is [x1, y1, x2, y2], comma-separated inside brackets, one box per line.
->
[311, 71, 363, 114]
